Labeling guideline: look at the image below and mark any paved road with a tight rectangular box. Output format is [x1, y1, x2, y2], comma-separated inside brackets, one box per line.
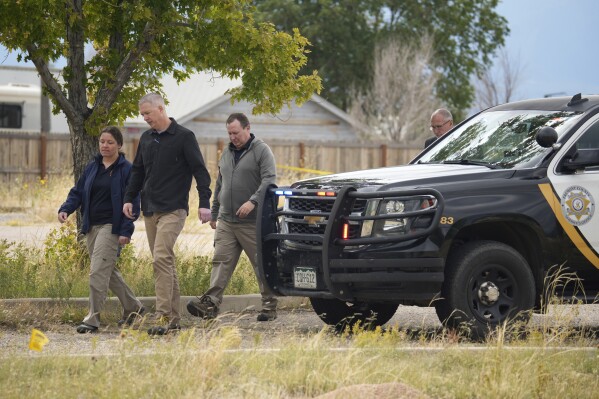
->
[0, 220, 215, 256]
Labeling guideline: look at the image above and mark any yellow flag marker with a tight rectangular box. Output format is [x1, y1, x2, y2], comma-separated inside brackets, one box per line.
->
[29, 329, 49, 352]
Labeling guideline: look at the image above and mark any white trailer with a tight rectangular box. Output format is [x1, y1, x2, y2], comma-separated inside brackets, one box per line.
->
[0, 83, 42, 130]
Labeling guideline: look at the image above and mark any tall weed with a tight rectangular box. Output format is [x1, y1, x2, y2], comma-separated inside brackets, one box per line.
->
[0, 221, 259, 299]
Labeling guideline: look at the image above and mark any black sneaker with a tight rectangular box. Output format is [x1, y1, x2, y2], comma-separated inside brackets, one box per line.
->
[76, 323, 98, 333]
[256, 310, 277, 322]
[118, 306, 146, 327]
[187, 296, 218, 319]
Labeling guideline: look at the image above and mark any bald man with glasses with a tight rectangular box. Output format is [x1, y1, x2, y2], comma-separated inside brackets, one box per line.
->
[425, 108, 453, 148]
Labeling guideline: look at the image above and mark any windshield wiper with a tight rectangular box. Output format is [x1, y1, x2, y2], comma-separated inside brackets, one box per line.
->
[443, 159, 501, 169]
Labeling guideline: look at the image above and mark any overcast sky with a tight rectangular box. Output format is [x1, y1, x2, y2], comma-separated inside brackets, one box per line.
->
[1, 0, 597, 102]
[496, 0, 599, 100]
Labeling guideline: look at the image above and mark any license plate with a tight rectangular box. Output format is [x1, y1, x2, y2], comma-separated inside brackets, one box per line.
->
[294, 267, 317, 289]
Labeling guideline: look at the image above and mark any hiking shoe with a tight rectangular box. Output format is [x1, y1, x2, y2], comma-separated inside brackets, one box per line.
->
[76, 323, 98, 333]
[118, 306, 146, 327]
[187, 296, 218, 319]
[257, 310, 277, 322]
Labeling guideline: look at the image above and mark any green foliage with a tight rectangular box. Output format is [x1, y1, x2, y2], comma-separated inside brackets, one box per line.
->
[254, 0, 508, 117]
[41, 221, 89, 298]
[177, 255, 214, 296]
[0, 223, 259, 299]
[0, 240, 41, 298]
[0, 0, 321, 181]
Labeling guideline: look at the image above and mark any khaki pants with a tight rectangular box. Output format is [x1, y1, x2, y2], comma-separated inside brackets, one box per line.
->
[144, 209, 186, 324]
[83, 224, 142, 328]
[205, 219, 277, 311]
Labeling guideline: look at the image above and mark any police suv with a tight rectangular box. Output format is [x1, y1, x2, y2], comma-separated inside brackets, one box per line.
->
[257, 94, 599, 337]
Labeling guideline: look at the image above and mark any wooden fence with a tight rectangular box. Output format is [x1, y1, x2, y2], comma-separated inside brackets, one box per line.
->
[0, 130, 423, 184]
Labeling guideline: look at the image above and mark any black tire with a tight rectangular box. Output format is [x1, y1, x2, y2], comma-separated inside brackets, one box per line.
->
[434, 240, 535, 339]
[310, 297, 398, 331]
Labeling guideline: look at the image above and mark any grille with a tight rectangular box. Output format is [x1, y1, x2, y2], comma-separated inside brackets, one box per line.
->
[289, 222, 326, 236]
[289, 197, 334, 213]
[289, 197, 366, 213]
[287, 221, 361, 245]
[288, 222, 324, 245]
[285, 195, 366, 246]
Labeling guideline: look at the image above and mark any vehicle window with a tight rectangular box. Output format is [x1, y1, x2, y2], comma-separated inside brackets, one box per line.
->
[576, 120, 599, 150]
[418, 110, 584, 169]
[0, 103, 22, 128]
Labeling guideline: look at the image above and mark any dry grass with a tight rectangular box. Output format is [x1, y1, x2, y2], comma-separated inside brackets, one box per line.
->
[0, 320, 597, 399]
[0, 171, 306, 229]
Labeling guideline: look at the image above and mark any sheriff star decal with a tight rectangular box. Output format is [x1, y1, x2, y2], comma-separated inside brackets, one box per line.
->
[561, 185, 595, 226]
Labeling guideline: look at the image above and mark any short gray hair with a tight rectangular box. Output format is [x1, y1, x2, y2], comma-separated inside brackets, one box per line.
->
[139, 93, 165, 107]
[431, 108, 453, 122]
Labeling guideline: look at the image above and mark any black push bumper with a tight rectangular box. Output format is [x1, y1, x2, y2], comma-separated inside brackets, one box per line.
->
[256, 185, 445, 302]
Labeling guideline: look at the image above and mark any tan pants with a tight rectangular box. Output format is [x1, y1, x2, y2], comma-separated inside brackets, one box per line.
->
[144, 209, 187, 324]
[83, 224, 142, 328]
[205, 220, 277, 311]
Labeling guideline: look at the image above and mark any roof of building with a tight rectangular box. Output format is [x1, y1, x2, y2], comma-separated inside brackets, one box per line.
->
[124, 71, 360, 131]
[124, 72, 241, 127]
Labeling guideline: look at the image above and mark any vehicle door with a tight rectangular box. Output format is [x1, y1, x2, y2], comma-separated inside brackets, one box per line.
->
[546, 113, 599, 291]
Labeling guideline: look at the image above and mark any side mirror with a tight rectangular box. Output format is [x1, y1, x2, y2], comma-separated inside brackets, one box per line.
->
[563, 149, 599, 171]
[535, 126, 558, 148]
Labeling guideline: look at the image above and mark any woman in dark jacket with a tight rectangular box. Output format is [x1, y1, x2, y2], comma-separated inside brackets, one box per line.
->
[58, 126, 144, 333]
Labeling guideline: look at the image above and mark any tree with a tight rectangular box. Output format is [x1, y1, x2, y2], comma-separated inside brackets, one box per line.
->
[254, 0, 380, 110]
[254, 0, 508, 116]
[474, 47, 524, 111]
[0, 0, 321, 182]
[349, 36, 442, 142]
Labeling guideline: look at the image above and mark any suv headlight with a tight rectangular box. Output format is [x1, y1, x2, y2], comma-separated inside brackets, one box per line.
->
[360, 197, 435, 238]
[378, 199, 408, 233]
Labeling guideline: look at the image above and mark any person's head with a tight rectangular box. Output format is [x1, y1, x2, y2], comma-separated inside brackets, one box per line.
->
[226, 113, 251, 149]
[430, 108, 453, 138]
[139, 93, 170, 131]
[99, 126, 123, 160]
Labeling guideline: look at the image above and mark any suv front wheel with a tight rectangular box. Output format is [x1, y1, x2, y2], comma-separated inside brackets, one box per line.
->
[435, 240, 536, 339]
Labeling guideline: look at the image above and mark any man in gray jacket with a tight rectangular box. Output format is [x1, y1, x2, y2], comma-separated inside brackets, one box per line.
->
[187, 113, 278, 321]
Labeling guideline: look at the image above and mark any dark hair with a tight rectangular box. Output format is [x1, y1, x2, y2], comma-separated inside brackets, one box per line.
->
[226, 113, 250, 129]
[100, 126, 123, 147]
[100, 126, 125, 156]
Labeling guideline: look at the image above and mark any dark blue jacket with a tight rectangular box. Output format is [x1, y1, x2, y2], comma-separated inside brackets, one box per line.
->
[58, 154, 140, 237]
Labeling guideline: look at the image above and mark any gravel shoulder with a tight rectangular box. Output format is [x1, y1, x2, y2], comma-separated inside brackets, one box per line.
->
[1, 304, 598, 358]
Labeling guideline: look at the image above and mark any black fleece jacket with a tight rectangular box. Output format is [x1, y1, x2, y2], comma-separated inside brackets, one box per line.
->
[124, 118, 211, 214]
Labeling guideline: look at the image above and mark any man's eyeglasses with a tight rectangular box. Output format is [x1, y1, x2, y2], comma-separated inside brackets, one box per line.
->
[430, 120, 451, 131]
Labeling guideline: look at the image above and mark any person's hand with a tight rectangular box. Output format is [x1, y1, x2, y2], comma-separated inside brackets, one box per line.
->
[123, 203, 135, 220]
[57, 212, 68, 223]
[236, 201, 255, 219]
[210, 220, 217, 230]
[199, 207, 211, 223]
[118, 236, 130, 246]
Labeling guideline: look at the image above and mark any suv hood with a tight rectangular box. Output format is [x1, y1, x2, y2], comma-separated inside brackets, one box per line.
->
[290, 164, 515, 191]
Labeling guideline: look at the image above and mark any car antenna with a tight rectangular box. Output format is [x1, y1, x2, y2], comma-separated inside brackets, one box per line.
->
[567, 93, 589, 107]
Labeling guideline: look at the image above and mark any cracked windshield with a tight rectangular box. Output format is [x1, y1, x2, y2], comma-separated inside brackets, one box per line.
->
[419, 110, 583, 169]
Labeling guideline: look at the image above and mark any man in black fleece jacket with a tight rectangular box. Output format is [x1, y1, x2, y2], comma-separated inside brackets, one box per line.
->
[124, 93, 212, 335]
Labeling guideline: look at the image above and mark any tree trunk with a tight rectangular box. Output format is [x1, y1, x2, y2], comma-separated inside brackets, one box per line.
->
[68, 120, 97, 233]
[69, 121, 97, 183]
